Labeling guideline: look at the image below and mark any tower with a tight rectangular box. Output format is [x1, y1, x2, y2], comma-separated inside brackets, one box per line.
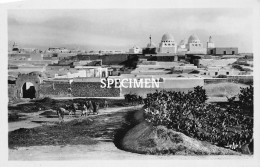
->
[12, 42, 19, 52]
[207, 36, 215, 49]
[207, 36, 215, 55]
[149, 34, 151, 45]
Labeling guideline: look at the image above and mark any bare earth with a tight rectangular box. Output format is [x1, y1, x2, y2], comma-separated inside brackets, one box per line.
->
[9, 143, 252, 160]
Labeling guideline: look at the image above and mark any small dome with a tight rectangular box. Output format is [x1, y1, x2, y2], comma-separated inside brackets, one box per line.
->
[161, 33, 175, 42]
[188, 34, 200, 43]
[147, 42, 156, 48]
[179, 39, 187, 45]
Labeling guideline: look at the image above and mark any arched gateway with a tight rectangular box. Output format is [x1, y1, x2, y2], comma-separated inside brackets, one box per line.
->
[15, 72, 43, 99]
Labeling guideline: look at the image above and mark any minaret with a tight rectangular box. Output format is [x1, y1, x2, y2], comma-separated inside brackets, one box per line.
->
[207, 36, 215, 48]
[12, 42, 19, 51]
[149, 34, 152, 46]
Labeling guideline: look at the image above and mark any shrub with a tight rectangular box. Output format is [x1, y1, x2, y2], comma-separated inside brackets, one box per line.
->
[124, 93, 143, 104]
[227, 85, 253, 115]
[143, 86, 253, 152]
[239, 85, 253, 111]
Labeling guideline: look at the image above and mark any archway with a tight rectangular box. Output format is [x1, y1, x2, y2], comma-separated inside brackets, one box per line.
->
[22, 82, 36, 99]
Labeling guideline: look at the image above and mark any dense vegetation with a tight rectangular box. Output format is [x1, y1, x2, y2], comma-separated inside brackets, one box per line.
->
[124, 93, 144, 105]
[143, 86, 253, 152]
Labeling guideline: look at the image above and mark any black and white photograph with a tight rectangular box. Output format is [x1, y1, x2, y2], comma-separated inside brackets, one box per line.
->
[0, 0, 259, 165]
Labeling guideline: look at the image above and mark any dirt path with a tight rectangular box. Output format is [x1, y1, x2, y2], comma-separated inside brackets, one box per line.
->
[8, 105, 142, 132]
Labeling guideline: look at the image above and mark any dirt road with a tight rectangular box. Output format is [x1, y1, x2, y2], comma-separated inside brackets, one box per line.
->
[8, 105, 141, 132]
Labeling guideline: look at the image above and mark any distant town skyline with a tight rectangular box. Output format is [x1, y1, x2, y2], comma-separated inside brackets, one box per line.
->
[8, 9, 253, 52]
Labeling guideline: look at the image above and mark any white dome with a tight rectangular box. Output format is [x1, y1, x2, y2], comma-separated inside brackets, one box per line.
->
[188, 34, 200, 43]
[179, 39, 187, 45]
[161, 33, 175, 42]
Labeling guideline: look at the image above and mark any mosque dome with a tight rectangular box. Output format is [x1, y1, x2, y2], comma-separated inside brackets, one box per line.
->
[161, 33, 175, 42]
[188, 34, 200, 43]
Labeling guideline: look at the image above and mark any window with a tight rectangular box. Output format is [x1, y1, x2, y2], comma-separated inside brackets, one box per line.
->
[223, 51, 227, 55]
[215, 72, 218, 76]
[232, 51, 235, 55]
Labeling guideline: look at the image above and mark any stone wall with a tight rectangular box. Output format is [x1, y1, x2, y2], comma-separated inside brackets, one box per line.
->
[8, 84, 17, 100]
[38, 81, 120, 97]
[39, 81, 71, 97]
[71, 82, 120, 97]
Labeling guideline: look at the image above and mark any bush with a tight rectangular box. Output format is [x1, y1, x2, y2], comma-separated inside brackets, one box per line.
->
[239, 85, 253, 111]
[227, 85, 253, 115]
[143, 86, 253, 152]
[124, 93, 143, 104]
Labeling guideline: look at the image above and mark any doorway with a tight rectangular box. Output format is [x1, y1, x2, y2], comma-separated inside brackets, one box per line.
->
[22, 82, 36, 99]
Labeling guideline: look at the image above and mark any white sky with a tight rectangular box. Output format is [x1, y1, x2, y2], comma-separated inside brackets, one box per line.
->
[8, 9, 253, 52]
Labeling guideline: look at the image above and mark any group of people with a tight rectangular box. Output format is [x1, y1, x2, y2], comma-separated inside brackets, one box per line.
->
[56, 100, 107, 122]
[144, 89, 253, 152]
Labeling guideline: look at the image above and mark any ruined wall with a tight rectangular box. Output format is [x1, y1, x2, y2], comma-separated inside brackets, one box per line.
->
[8, 84, 17, 101]
[15, 73, 42, 98]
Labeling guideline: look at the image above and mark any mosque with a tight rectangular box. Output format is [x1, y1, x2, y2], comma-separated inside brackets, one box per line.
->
[141, 33, 238, 56]
[186, 34, 205, 54]
[158, 33, 177, 54]
[142, 33, 207, 55]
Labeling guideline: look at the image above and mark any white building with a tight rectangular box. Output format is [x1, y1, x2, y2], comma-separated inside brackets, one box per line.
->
[178, 39, 187, 49]
[177, 39, 188, 53]
[207, 36, 215, 49]
[74, 66, 108, 78]
[129, 46, 142, 54]
[54, 70, 87, 79]
[200, 67, 240, 77]
[158, 33, 177, 54]
[47, 47, 70, 53]
[186, 34, 206, 54]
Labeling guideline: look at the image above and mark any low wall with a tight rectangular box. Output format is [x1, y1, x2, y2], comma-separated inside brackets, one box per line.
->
[71, 82, 120, 97]
[39, 81, 120, 98]
[39, 81, 71, 97]
[204, 76, 253, 85]
[227, 75, 253, 85]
